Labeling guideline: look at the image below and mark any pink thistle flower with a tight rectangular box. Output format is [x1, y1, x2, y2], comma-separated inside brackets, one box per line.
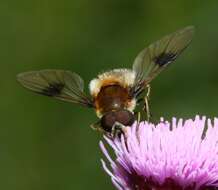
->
[100, 116, 218, 190]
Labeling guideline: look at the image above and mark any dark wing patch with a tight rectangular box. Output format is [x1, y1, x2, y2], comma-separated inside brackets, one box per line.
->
[17, 69, 94, 107]
[153, 52, 177, 66]
[42, 83, 65, 96]
[131, 26, 194, 97]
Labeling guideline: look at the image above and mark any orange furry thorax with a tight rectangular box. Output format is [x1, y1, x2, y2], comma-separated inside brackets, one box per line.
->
[94, 84, 130, 117]
[89, 69, 137, 117]
[99, 78, 123, 88]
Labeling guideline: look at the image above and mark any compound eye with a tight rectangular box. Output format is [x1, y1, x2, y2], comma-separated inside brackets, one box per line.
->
[116, 110, 135, 126]
[101, 112, 116, 132]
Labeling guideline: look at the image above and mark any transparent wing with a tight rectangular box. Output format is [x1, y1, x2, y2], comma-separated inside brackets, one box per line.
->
[131, 26, 194, 97]
[17, 69, 94, 107]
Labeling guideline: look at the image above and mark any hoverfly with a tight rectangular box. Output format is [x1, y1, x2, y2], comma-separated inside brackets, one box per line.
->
[17, 26, 194, 137]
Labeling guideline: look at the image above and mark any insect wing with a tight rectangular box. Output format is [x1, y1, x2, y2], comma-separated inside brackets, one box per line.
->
[132, 26, 194, 97]
[17, 69, 93, 107]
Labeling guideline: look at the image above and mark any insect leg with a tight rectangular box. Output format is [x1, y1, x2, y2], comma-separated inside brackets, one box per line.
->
[137, 111, 141, 123]
[143, 84, 151, 122]
[111, 122, 127, 138]
[90, 120, 103, 132]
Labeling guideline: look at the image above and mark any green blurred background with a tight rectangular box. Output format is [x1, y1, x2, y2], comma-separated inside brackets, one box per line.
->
[1, 0, 218, 189]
